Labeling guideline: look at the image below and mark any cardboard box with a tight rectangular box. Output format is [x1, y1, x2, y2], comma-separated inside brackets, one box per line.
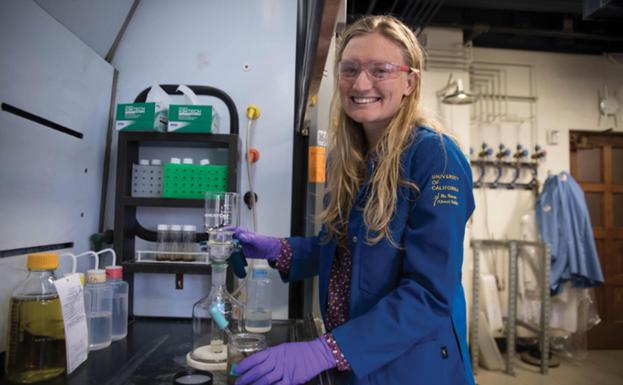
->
[115, 102, 167, 132]
[168, 105, 213, 133]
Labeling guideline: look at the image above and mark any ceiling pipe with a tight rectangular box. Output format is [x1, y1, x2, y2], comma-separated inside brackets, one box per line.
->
[417, 0, 446, 35]
[446, 23, 623, 43]
[365, 0, 378, 14]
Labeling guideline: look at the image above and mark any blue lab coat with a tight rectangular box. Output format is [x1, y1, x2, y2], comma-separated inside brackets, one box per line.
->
[535, 172, 604, 295]
[285, 126, 475, 385]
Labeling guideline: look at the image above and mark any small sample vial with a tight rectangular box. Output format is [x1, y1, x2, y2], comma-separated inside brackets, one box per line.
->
[170, 157, 182, 164]
[183, 158, 194, 165]
[182, 225, 198, 261]
[227, 333, 266, 385]
[169, 225, 183, 261]
[156, 224, 170, 261]
[84, 269, 113, 351]
[139, 159, 149, 165]
[199, 159, 211, 165]
[151, 159, 162, 166]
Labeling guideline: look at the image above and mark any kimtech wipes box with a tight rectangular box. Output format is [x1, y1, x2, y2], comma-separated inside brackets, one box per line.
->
[167, 105, 214, 133]
[116, 102, 167, 132]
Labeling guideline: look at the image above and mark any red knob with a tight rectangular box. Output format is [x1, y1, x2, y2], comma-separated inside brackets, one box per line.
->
[247, 148, 260, 164]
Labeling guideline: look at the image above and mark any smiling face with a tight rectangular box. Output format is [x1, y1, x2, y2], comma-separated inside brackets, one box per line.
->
[338, 32, 417, 147]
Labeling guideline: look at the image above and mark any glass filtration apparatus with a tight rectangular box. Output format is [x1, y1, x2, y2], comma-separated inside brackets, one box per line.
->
[187, 192, 244, 371]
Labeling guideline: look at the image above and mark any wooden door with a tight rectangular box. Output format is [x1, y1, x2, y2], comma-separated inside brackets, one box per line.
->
[570, 131, 623, 349]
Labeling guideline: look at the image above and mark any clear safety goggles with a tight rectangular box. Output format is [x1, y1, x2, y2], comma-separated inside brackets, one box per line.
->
[338, 60, 418, 82]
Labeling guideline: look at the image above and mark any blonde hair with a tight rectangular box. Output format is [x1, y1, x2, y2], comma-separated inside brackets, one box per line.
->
[320, 15, 447, 246]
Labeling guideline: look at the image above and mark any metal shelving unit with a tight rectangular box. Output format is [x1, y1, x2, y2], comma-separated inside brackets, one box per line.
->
[113, 131, 238, 273]
[470, 239, 551, 375]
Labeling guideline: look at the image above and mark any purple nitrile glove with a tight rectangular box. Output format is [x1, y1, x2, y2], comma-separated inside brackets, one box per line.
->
[234, 337, 336, 385]
[228, 227, 281, 262]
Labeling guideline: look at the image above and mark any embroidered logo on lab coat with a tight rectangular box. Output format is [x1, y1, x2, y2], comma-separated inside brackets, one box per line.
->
[431, 173, 460, 206]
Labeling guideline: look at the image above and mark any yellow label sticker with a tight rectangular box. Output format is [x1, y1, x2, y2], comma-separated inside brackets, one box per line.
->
[431, 174, 460, 206]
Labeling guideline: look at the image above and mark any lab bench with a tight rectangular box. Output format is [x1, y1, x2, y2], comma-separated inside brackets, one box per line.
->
[0, 318, 337, 385]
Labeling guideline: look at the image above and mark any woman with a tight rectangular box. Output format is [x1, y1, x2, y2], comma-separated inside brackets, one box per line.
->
[232, 15, 475, 385]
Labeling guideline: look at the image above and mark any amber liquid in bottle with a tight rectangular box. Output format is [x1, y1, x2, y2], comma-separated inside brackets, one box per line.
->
[6, 295, 66, 383]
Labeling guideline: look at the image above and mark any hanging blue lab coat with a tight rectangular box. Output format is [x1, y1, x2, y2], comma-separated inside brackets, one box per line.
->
[535, 172, 604, 295]
[285, 126, 475, 385]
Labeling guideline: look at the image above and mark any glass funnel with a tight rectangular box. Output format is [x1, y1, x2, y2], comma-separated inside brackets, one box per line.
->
[204, 192, 239, 231]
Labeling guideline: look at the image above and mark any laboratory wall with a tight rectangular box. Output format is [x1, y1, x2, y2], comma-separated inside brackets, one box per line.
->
[412, 27, 622, 331]
[0, 0, 114, 352]
[104, 0, 297, 318]
[469, 47, 623, 241]
[418, 27, 622, 245]
[465, 47, 622, 334]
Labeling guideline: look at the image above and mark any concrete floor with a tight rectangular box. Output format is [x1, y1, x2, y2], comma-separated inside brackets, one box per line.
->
[475, 350, 623, 385]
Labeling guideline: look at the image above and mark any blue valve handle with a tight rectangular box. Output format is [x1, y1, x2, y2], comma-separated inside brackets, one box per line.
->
[514, 144, 529, 159]
[514, 149, 529, 159]
[496, 148, 511, 159]
[531, 144, 546, 160]
[479, 147, 493, 158]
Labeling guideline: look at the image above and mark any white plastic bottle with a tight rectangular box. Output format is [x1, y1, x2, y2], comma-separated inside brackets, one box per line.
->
[244, 261, 272, 333]
[84, 269, 113, 350]
[105, 266, 129, 341]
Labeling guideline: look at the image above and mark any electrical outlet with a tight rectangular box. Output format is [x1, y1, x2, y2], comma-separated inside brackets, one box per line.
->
[547, 130, 560, 145]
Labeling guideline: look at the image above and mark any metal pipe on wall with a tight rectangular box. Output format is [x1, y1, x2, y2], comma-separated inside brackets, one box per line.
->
[470, 61, 538, 152]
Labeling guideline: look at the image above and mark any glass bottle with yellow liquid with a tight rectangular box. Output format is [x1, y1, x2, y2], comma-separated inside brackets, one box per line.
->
[5, 252, 66, 383]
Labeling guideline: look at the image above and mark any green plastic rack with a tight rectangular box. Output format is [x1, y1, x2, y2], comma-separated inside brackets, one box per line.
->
[162, 163, 228, 199]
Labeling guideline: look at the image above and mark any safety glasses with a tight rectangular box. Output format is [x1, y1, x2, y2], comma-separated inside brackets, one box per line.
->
[338, 60, 418, 81]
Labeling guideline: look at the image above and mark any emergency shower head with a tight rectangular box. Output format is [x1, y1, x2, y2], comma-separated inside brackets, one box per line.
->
[436, 76, 478, 105]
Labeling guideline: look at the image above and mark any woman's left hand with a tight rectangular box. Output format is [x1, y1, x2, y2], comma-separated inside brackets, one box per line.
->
[233, 338, 336, 385]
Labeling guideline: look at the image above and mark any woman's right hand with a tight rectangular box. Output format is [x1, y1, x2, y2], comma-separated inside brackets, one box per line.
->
[229, 227, 281, 262]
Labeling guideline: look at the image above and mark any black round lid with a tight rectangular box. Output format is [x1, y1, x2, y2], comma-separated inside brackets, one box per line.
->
[172, 369, 213, 385]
